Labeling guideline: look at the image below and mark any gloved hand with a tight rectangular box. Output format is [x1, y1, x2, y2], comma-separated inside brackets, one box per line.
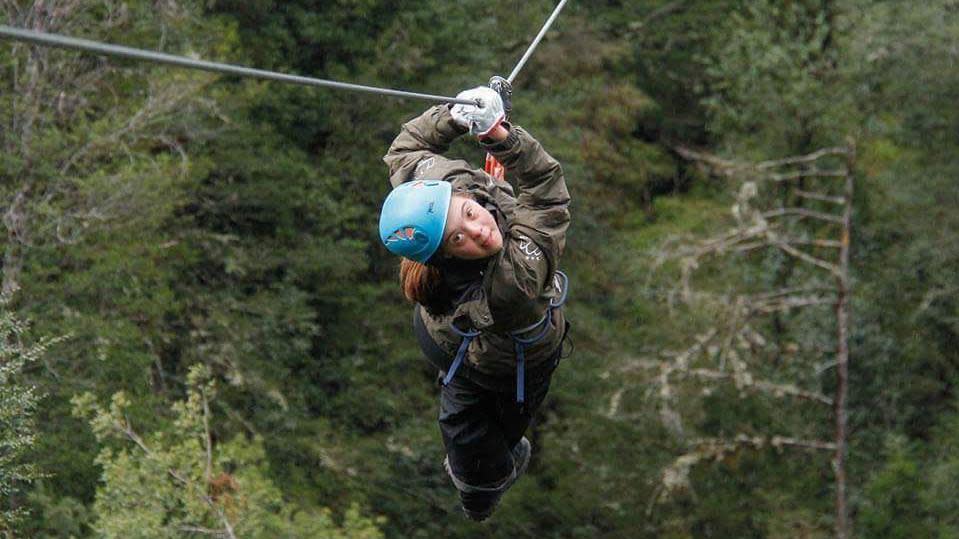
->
[450, 86, 505, 137]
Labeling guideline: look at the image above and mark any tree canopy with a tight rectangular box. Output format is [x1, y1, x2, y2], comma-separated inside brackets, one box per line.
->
[2, 1, 957, 537]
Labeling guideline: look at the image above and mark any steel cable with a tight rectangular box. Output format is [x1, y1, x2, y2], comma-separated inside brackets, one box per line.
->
[507, 0, 570, 84]
[0, 1, 571, 105]
[0, 24, 479, 106]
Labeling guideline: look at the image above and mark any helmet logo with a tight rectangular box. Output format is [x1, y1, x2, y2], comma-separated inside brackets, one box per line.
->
[385, 227, 418, 245]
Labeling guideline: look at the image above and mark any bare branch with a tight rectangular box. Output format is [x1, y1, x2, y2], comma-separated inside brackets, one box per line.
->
[686, 368, 833, 405]
[749, 286, 836, 301]
[673, 145, 745, 176]
[770, 239, 841, 276]
[914, 286, 959, 320]
[177, 525, 223, 536]
[763, 207, 844, 224]
[752, 295, 835, 314]
[780, 238, 843, 248]
[669, 329, 719, 372]
[766, 168, 848, 183]
[607, 387, 625, 418]
[731, 241, 768, 253]
[674, 145, 850, 179]
[755, 147, 851, 170]
[795, 190, 846, 204]
[651, 434, 837, 510]
[692, 435, 837, 453]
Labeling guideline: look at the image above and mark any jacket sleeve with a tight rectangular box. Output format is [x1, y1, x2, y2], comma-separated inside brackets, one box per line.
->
[482, 127, 570, 329]
[484, 126, 570, 275]
[383, 105, 469, 188]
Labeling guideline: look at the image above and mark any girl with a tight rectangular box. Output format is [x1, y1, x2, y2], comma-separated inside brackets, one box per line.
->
[378, 86, 570, 521]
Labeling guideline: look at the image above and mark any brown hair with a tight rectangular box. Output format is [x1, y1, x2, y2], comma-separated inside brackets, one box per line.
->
[399, 258, 455, 315]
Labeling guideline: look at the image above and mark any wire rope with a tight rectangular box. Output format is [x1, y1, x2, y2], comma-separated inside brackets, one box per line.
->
[0, 24, 479, 106]
[507, 0, 570, 84]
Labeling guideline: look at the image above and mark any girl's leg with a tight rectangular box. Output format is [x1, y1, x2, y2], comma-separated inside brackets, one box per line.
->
[439, 375, 514, 488]
[495, 371, 554, 449]
[438, 367, 557, 520]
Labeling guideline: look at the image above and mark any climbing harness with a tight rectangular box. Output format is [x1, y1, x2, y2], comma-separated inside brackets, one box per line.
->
[442, 271, 569, 404]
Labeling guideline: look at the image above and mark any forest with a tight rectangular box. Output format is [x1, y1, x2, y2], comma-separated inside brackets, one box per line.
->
[1, 1, 957, 537]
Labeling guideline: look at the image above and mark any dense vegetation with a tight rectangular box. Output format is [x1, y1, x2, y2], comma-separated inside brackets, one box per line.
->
[2, 1, 957, 537]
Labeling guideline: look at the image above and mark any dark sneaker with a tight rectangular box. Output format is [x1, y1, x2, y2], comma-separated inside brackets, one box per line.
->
[445, 437, 533, 522]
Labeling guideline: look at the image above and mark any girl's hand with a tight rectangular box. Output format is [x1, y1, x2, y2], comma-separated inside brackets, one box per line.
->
[450, 86, 505, 137]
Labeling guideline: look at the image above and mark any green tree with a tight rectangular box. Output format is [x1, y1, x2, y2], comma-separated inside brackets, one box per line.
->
[0, 292, 63, 532]
[0, 1, 254, 517]
[858, 437, 933, 539]
[72, 365, 383, 538]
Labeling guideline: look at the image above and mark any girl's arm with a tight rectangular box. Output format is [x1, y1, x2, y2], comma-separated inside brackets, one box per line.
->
[382, 106, 468, 188]
[484, 126, 570, 271]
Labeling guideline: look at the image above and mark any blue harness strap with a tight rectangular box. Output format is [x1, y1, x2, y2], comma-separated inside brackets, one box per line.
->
[443, 324, 481, 386]
[514, 341, 527, 403]
[443, 271, 569, 405]
[509, 303, 555, 404]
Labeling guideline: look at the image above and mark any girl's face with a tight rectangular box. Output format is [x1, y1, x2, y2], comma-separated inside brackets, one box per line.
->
[442, 195, 503, 260]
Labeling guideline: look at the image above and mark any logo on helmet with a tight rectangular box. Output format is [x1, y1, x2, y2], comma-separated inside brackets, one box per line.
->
[386, 227, 418, 245]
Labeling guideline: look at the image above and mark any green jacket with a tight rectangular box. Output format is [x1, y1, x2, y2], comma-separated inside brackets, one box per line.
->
[384, 105, 571, 380]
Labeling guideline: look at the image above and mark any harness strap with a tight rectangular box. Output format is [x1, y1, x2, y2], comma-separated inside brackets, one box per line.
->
[507, 271, 568, 403]
[514, 340, 527, 403]
[510, 304, 556, 405]
[443, 324, 481, 387]
[444, 271, 569, 404]
[443, 334, 474, 386]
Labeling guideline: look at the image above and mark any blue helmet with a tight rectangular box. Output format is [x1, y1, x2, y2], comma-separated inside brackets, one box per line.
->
[379, 180, 452, 263]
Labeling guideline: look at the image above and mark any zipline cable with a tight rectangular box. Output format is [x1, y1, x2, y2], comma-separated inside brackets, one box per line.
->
[0, 24, 479, 106]
[507, 0, 570, 84]
[484, 1, 569, 181]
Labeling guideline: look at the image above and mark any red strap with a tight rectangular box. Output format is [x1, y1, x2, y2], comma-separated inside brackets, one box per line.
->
[485, 153, 506, 181]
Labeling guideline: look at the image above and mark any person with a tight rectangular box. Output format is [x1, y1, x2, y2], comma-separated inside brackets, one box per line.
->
[378, 85, 570, 521]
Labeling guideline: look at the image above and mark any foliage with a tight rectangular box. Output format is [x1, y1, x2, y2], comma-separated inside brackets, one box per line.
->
[0, 293, 63, 531]
[1, 0, 957, 537]
[858, 437, 932, 539]
[72, 365, 383, 538]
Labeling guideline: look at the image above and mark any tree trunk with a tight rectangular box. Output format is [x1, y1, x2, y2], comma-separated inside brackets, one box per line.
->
[2, 187, 29, 297]
[833, 142, 854, 539]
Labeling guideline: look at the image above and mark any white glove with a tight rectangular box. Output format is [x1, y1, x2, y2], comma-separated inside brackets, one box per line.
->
[450, 86, 505, 137]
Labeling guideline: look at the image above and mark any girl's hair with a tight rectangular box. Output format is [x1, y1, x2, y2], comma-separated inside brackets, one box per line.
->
[399, 258, 455, 315]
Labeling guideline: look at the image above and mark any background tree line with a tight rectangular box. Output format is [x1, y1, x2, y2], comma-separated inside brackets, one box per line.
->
[1, 1, 957, 537]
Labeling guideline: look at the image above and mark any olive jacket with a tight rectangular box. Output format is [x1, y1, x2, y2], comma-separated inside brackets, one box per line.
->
[384, 105, 570, 381]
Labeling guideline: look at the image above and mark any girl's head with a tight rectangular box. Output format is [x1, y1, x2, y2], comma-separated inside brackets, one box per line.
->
[380, 180, 503, 313]
[379, 180, 502, 263]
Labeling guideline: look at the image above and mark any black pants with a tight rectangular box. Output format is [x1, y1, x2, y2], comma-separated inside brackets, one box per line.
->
[439, 364, 555, 485]
[414, 306, 561, 487]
